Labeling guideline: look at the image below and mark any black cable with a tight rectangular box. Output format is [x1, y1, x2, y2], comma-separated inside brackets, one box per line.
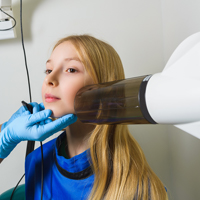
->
[0, 8, 16, 31]
[19, 0, 32, 103]
[10, 1, 44, 199]
[40, 142, 44, 200]
[10, 174, 25, 199]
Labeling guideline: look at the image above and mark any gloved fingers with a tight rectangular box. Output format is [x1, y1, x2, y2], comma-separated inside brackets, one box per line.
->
[44, 118, 52, 124]
[51, 114, 77, 130]
[7, 111, 30, 129]
[39, 121, 44, 125]
[26, 109, 52, 125]
[39, 118, 52, 125]
[20, 111, 30, 116]
[39, 103, 45, 110]
[1, 121, 7, 131]
[11, 105, 27, 117]
[17, 105, 27, 114]
[2, 106, 29, 130]
[30, 102, 39, 114]
[35, 114, 77, 141]
[8, 110, 30, 125]
[29, 102, 44, 114]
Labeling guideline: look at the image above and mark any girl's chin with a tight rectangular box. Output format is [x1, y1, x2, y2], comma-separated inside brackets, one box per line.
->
[50, 112, 68, 118]
[47, 108, 75, 118]
[43, 103, 75, 118]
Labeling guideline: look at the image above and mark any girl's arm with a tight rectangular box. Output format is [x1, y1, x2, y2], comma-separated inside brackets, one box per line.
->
[0, 124, 2, 132]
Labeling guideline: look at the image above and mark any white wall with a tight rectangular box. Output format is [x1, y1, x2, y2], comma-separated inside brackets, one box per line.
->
[161, 1, 200, 199]
[3, 1, 200, 199]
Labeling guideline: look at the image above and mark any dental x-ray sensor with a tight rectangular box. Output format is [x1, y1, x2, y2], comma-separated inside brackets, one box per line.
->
[74, 32, 200, 139]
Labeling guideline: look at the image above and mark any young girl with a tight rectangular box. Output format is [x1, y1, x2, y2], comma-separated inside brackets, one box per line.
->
[26, 35, 168, 200]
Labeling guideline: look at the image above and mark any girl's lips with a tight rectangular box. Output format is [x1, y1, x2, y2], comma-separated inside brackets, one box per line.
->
[45, 93, 61, 103]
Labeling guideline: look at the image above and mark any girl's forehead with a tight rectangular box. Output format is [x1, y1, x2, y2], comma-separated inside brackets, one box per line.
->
[54, 43, 86, 65]
[47, 43, 85, 70]
[49, 43, 79, 61]
[52, 41, 77, 55]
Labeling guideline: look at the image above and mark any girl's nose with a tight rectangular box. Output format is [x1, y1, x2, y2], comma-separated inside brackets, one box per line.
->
[45, 73, 59, 87]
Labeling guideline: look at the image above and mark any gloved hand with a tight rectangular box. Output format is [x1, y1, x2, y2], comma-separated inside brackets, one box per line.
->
[0, 104, 77, 158]
[1, 102, 44, 131]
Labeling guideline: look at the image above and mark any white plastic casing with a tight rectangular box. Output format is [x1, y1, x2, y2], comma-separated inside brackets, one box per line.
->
[146, 73, 200, 124]
[0, 20, 16, 40]
[0, 0, 12, 21]
[0, 0, 16, 40]
[146, 32, 200, 139]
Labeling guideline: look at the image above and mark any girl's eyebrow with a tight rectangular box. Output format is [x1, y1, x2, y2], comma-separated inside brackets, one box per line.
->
[46, 57, 82, 64]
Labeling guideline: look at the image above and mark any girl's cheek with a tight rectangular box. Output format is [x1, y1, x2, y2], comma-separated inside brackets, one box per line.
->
[41, 82, 45, 94]
[64, 89, 77, 106]
[41, 85, 45, 101]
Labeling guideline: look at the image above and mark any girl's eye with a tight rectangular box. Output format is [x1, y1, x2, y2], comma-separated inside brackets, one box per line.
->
[44, 69, 52, 75]
[67, 68, 78, 73]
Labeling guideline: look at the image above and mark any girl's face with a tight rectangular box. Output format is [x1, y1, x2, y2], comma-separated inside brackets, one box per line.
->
[42, 41, 94, 118]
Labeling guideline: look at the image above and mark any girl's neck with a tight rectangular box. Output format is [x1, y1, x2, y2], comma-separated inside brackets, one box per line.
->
[65, 118, 95, 158]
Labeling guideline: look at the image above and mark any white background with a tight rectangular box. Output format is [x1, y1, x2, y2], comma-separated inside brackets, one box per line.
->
[0, 0, 200, 199]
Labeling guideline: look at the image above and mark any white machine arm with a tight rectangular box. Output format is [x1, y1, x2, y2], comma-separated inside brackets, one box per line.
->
[0, 0, 12, 21]
[0, 0, 16, 40]
[146, 32, 200, 139]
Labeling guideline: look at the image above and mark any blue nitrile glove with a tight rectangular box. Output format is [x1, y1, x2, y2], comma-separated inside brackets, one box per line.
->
[0, 108, 77, 158]
[1, 102, 45, 131]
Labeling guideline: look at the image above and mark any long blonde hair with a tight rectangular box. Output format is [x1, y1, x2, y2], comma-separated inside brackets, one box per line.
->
[54, 35, 168, 200]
